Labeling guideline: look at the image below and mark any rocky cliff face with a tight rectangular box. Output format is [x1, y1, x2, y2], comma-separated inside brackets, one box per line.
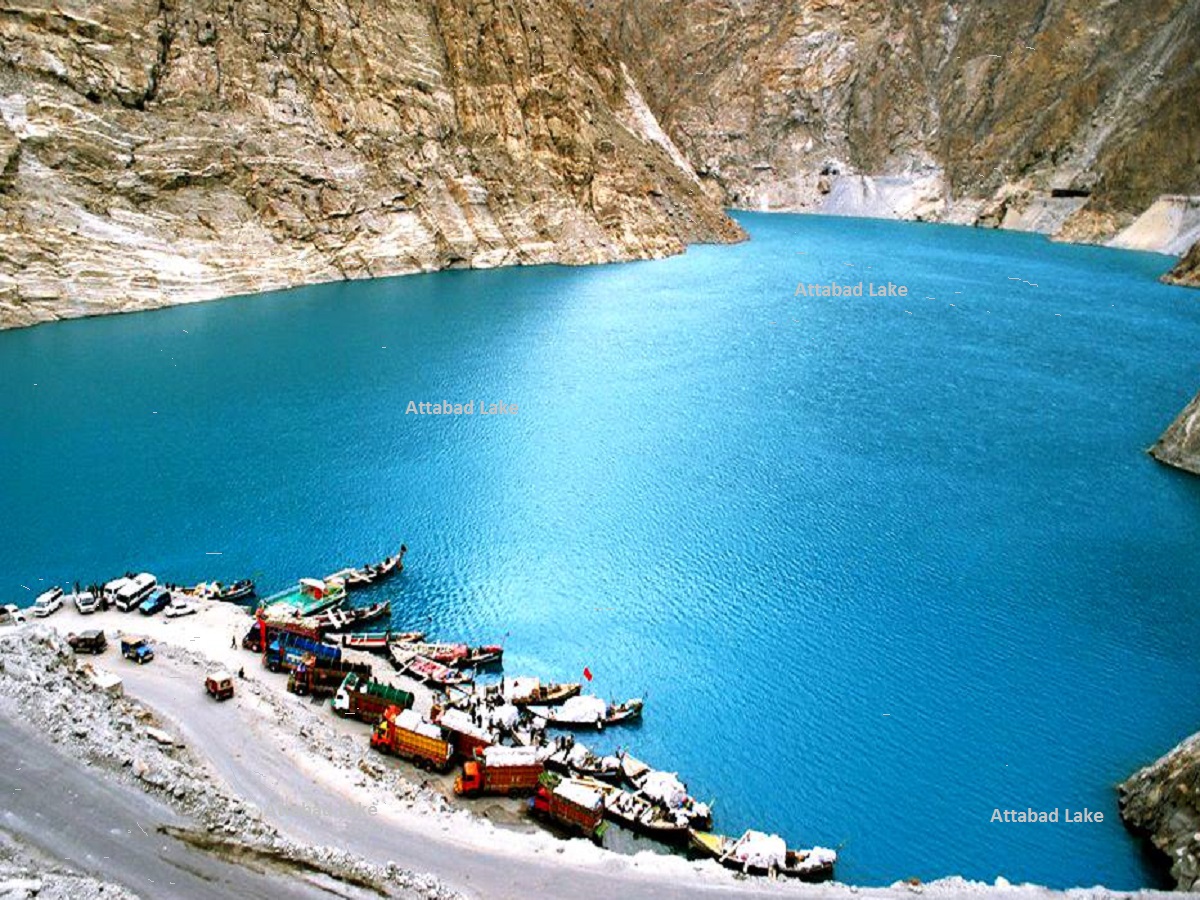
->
[1120, 731, 1200, 890]
[585, 0, 1200, 246]
[1150, 389, 1200, 474]
[0, 0, 742, 329]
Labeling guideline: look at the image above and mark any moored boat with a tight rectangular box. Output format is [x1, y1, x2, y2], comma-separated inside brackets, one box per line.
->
[404, 641, 503, 670]
[342, 630, 424, 650]
[187, 579, 255, 602]
[260, 577, 347, 618]
[688, 829, 836, 881]
[496, 677, 581, 707]
[543, 738, 622, 783]
[527, 695, 643, 730]
[328, 545, 407, 591]
[388, 646, 472, 687]
[631, 766, 713, 830]
[305, 600, 390, 632]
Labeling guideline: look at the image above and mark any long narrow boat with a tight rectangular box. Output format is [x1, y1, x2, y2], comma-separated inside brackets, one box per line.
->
[575, 776, 690, 844]
[527, 695, 643, 730]
[327, 545, 407, 592]
[495, 677, 581, 707]
[403, 641, 503, 670]
[688, 829, 836, 881]
[341, 630, 424, 652]
[388, 646, 472, 687]
[184, 579, 256, 602]
[305, 600, 390, 632]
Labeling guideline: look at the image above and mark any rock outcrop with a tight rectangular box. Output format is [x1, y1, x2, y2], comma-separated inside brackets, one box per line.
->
[0, 0, 742, 329]
[1150, 390, 1200, 474]
[585, 0, 1200, 249]
[1164, 240, 1200, 288]
[1120, 730, 1200, 890]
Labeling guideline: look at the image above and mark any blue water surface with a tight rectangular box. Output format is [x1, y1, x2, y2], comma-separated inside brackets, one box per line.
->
[3, 212, 1200, 888]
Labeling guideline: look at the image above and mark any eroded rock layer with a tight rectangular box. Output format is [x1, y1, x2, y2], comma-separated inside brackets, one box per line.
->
[0, 0, 742, 328]
[1120, 730, 1200, 890]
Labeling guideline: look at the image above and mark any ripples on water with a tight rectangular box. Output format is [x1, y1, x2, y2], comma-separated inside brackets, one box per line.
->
[2, 212, 1200, 888]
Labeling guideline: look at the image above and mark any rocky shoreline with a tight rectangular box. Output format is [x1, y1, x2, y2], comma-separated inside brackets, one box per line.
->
[1149, 391, 1200, 475]
[1119, 730, 1200, 892]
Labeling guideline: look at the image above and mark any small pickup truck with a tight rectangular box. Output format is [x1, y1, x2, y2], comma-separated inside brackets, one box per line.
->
[120, 636, 154, 664]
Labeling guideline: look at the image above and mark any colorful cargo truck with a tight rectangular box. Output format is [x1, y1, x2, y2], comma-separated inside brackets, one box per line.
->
[370, 706, 453, 772]
[331, 672, 414, 724]
[529, 772, 607, 841]
[455, 745, 544, 797]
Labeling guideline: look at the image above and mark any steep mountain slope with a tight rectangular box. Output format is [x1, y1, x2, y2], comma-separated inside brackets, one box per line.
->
[0, 0, 742, 329]
[586, 0, 1200, 243]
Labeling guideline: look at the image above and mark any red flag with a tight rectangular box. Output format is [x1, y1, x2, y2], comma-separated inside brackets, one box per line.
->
[583, 667, 593, 682]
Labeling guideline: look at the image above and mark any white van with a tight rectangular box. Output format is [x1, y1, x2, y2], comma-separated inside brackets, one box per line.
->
[115, 573, 157, 612]
[32, 586, 64, 617]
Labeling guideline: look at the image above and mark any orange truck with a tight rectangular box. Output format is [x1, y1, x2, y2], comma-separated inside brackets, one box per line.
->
[370, 705, 453, 772]
[454, 746, 544, 797]
[529, 772, 607, 841]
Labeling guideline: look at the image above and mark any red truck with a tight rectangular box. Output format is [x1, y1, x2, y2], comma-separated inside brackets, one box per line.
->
[286, 657, 372, 699]
[370, 706, 453, 772]
[529, 772, 607, 841]
[455, 745, 544, 797]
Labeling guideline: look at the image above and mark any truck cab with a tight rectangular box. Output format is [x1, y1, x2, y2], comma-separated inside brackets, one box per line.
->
[120, 636, 154, 664]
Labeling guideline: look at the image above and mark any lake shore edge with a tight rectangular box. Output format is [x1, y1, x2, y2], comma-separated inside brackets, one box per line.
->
[1, 611, 1190, 899]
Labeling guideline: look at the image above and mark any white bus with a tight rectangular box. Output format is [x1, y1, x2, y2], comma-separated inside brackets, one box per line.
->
[115, 573, 157, 612]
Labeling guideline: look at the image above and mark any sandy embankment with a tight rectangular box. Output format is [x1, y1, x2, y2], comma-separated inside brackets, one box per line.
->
[13, 603, 1189, 900]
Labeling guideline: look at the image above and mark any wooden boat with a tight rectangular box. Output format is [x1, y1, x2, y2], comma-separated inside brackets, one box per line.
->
[403, 642, 503, 670]
[626, 764, 713, 830]
[527, 695, 643, 730]
[330, 545, 406, 591]
[370, 545, 405, 580]
[688, 829, 836, 882]
[497, 677, 581, 707]
[575, 776, 690, 844]
[305, 600, 390, 632]
[260, 577, 347, 617]
[341, 629, 423, 651]
[184, 579, 255, 602]
[543, 739, 623, 783]
[388, 646, 472, 687]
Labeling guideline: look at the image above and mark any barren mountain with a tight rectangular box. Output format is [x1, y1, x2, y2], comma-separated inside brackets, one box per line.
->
[586, 0, 1200, 244]
[0, 0, 742, 329]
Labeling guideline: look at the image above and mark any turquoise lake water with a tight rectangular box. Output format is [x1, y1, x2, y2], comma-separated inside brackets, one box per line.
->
[3, 212, 1200, 888]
